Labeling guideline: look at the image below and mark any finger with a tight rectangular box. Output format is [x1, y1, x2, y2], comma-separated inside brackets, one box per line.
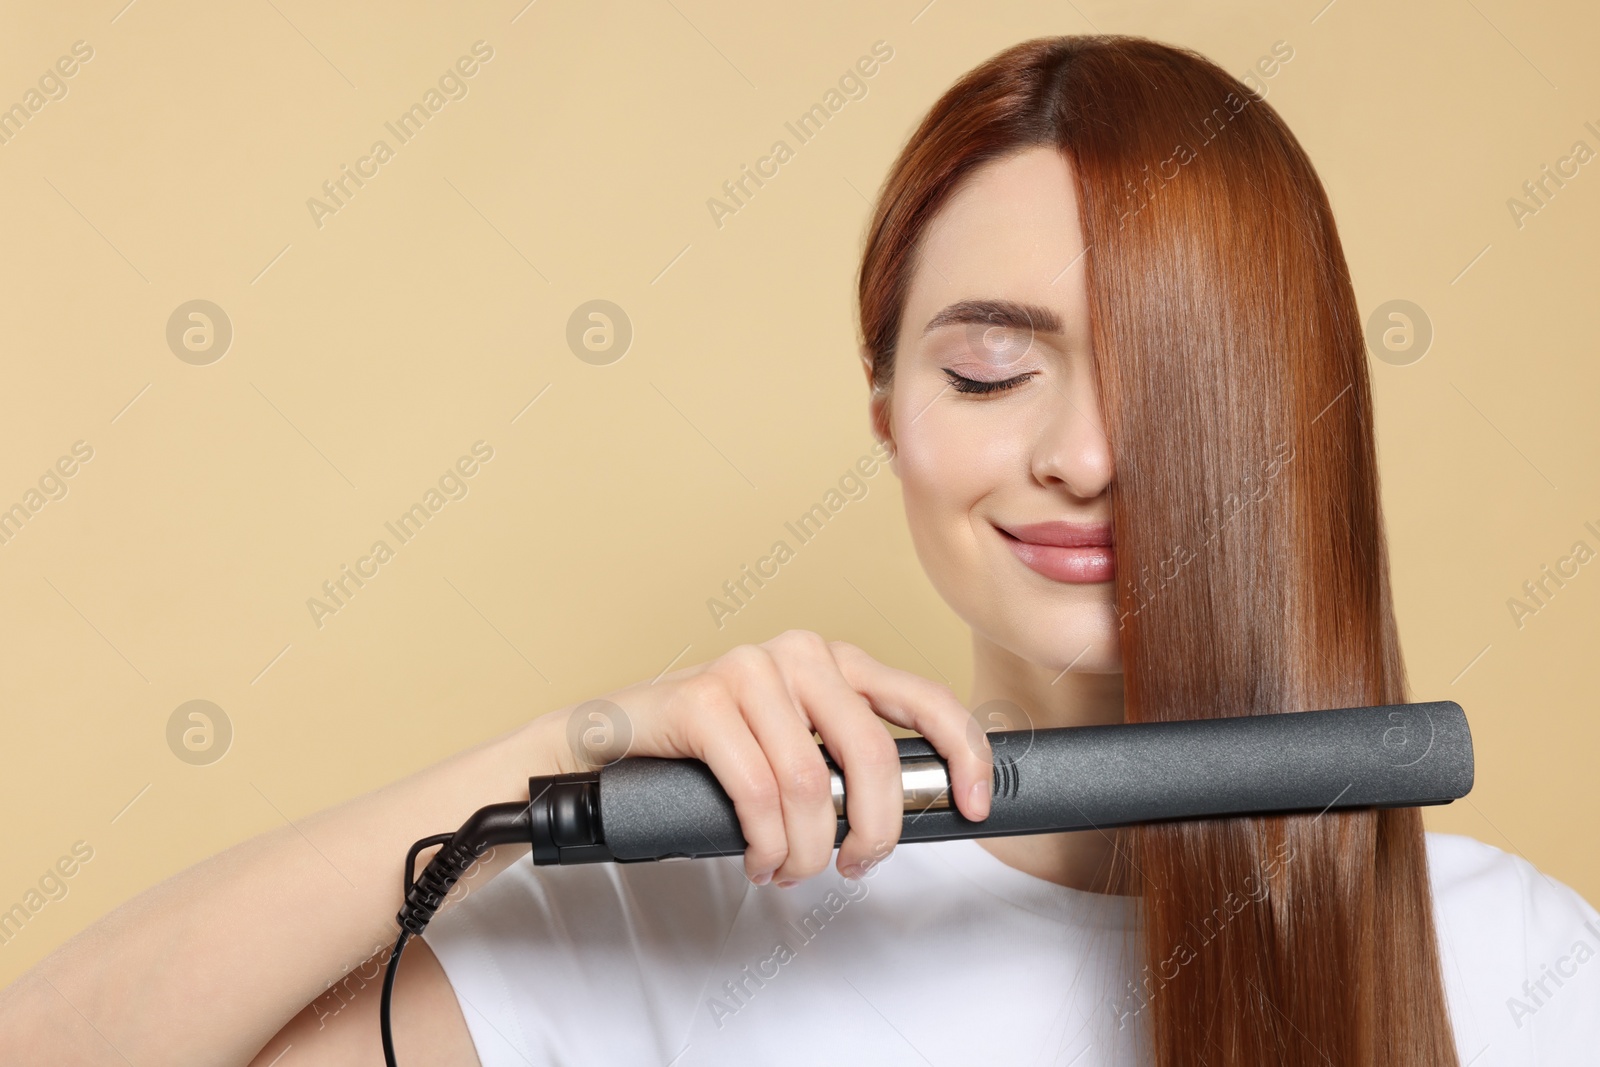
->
[774, 634, 905, 878]
[718, 645, 839, 885]
[667, 673, 789, 882]
[827, 640, 993, 823]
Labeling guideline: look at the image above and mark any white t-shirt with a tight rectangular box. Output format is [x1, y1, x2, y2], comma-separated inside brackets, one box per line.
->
[423, 832, 1600, 1065]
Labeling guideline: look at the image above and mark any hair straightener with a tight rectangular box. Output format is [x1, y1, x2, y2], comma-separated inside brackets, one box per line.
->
[378, 699, 1473, 1065]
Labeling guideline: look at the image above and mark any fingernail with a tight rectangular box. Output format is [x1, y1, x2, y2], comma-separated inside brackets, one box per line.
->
[751, 870, 772, 886]
[840, 864, 863, 880]
[968, 778, 991, 817]
[776, 879, 797, 889]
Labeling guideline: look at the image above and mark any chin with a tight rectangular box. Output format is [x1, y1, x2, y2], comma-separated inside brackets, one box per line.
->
[977, 597, 1124, 674]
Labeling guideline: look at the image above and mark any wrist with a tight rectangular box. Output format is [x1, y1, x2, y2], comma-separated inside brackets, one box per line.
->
[505, 706, 579, 785]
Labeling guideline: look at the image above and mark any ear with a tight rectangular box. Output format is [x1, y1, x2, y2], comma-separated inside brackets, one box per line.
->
[860, 345, 898, 471]
[869, 393, 896, 472]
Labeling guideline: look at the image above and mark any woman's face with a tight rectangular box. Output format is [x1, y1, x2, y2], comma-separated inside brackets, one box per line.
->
[868, 145, 1121, 674]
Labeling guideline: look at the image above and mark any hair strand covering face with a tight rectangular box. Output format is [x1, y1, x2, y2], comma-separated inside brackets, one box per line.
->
[857, 35, 1458, 1066]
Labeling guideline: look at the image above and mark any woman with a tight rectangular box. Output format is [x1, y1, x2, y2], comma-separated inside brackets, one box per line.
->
[3, 33, 1596, 1067]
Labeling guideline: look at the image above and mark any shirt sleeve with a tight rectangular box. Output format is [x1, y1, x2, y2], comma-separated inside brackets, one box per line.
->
[422, 852, 754, 1067]
[1510, 848, 1600, 1060]
[1428, 832, 1600, 1065]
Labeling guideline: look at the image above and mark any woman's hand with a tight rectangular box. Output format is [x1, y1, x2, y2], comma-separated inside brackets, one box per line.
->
[541, 630, 993, 886]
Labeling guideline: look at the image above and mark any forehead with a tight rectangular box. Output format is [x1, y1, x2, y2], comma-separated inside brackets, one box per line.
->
[901, 146, 1086, 337]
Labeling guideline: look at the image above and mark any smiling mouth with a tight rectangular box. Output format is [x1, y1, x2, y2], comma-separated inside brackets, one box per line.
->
[994, 522, 1115, 584]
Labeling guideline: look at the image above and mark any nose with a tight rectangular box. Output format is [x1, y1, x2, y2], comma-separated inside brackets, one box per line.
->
[1029, 377, 1113, 499]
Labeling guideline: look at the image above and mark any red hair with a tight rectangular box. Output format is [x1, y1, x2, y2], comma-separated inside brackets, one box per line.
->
[857, 35, 1457, 1065]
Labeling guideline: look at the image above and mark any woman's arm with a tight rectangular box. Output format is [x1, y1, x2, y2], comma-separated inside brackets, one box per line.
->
[0, 631, 991, 1066]
[250, 933, 478, 1065]
[0, 710, 569, 1067]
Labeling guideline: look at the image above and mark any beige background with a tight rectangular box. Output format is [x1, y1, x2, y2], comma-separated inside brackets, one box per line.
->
[1, 0, 1595, 987]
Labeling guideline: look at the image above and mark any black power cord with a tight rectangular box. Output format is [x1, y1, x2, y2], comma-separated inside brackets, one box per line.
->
[380, 803, 534, 1067]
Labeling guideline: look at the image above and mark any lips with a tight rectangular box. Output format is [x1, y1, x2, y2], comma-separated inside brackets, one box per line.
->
[994, 520, 1115, 584]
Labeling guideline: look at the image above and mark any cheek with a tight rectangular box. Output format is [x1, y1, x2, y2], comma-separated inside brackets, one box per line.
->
[892, 400, 1009, 557]
[894, 404, 960, 509]
[894, 436, 952, 561]
[895, 398, 1015, 499]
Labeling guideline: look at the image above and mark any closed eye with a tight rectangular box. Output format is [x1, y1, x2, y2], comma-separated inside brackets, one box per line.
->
[943, 368, 1035, 395]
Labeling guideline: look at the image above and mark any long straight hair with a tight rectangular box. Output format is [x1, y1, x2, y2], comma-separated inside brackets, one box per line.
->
[857, 36, 1457, 1065]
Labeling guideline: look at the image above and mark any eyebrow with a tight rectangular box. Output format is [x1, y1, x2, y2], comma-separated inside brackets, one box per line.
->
[921, 298, 1063, 336]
